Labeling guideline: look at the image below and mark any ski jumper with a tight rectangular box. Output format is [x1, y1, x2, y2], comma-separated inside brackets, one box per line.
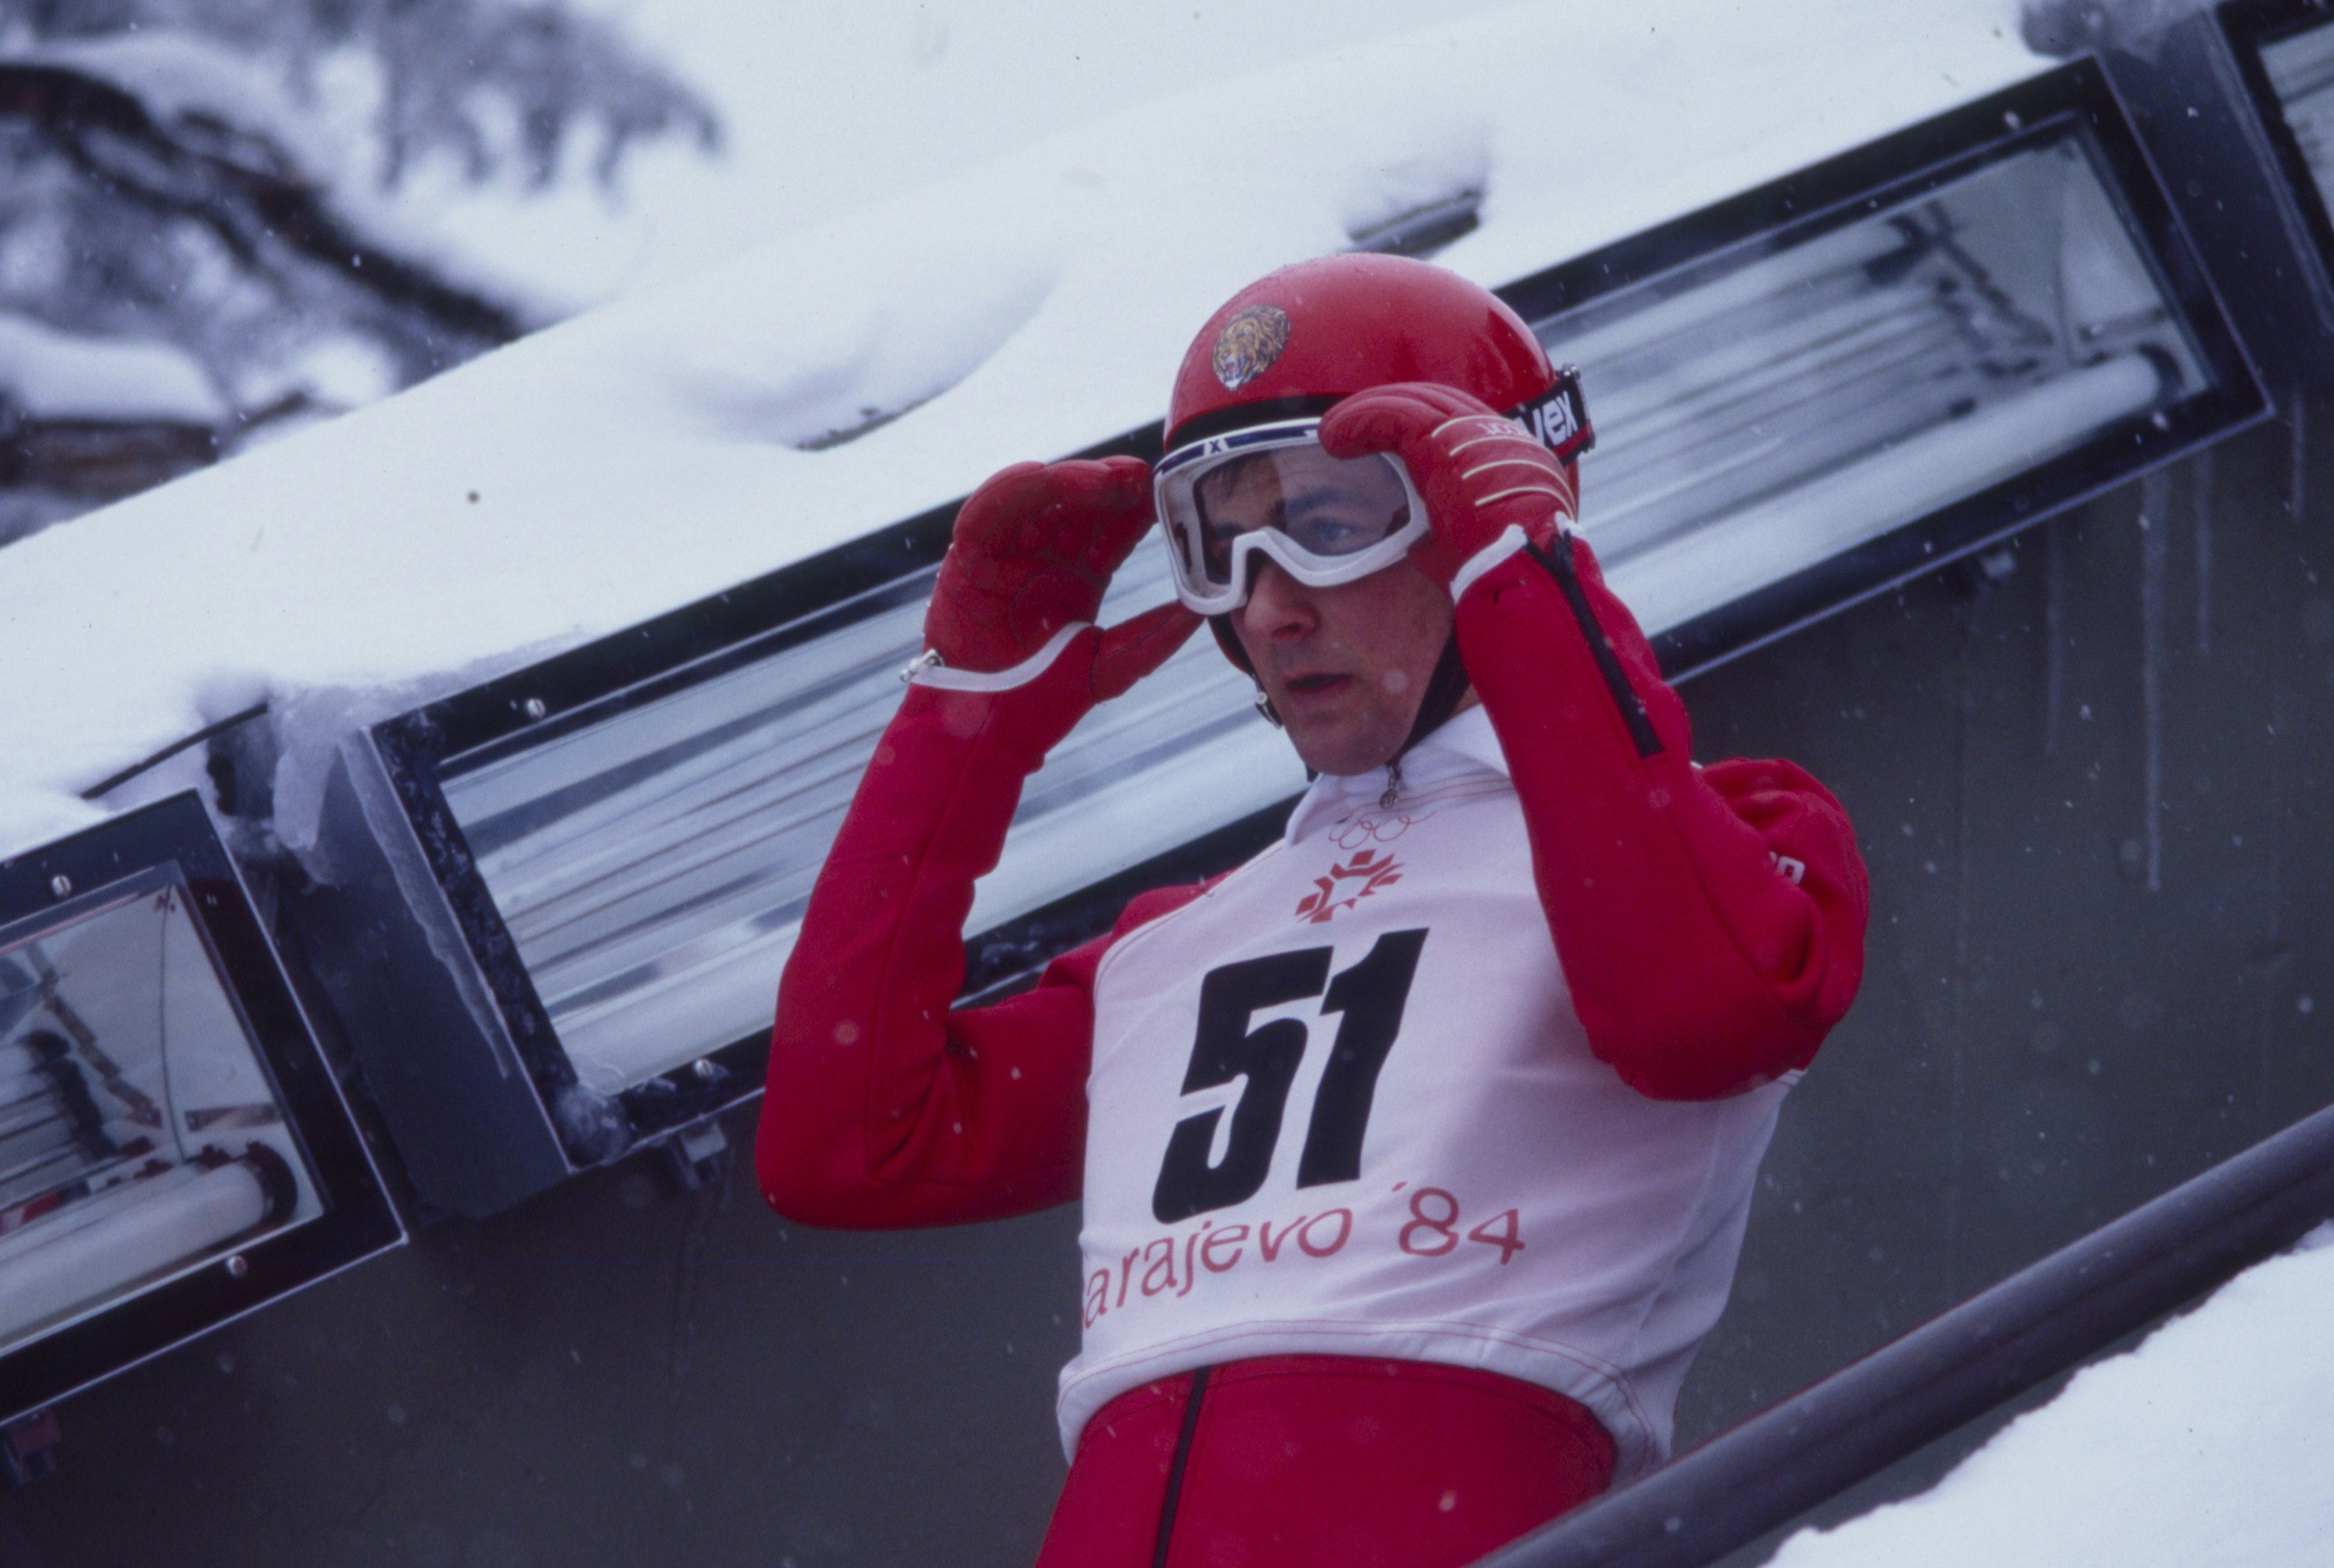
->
[758, 526, 1868, 1565]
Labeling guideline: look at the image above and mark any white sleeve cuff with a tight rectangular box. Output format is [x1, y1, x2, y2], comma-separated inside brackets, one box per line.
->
[1448, 524, 1534, 602]
[909, 621, 1090, 692]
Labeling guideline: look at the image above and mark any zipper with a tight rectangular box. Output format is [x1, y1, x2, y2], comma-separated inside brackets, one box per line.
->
[1380, 757, 1404, 809]
[1152, 1365, 1211, 1568]
[1525, 539, 1663, 759]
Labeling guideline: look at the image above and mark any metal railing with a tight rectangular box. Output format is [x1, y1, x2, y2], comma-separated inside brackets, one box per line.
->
[1477, 1098, 2334, 1568]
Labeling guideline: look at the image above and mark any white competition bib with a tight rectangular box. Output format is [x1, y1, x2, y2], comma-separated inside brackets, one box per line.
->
[1055, 712, 1790, 1481]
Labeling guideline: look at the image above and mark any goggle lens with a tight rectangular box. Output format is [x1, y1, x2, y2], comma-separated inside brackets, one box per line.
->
[1160, 434, 1417, 600]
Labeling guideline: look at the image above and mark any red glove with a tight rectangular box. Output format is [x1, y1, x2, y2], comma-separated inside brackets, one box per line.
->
[1320, 382, 1579, 589]
[926, 456, 1199, 697]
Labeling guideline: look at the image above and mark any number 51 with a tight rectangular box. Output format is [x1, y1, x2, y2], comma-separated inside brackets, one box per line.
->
[1151, 929, 1427, 1223]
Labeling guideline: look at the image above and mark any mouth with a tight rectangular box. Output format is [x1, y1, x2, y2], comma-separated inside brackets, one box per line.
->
[1270, 669, 1357, 721]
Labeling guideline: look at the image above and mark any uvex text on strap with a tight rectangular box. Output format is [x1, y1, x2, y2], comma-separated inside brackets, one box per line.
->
[1510, 364, 1594, 465]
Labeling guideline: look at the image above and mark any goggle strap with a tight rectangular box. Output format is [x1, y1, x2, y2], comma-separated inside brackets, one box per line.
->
[1511, 366, 1594, 464]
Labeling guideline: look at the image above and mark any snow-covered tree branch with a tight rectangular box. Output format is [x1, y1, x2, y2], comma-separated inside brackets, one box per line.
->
[0, 1, 722, 543]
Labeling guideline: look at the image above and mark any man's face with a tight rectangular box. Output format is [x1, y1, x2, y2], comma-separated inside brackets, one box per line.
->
[1230, 554, 1458, 778]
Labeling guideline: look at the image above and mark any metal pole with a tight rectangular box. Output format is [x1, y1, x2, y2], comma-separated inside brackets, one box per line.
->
[1475, 1099, 2334, 1568]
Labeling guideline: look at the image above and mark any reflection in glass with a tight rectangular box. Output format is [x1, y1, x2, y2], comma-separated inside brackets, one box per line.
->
[439, 545, 1303, 1096]
[2262, 17, 2334, 226]
[0, 868, 317, 1355]
[1544, 129, 2210, 636]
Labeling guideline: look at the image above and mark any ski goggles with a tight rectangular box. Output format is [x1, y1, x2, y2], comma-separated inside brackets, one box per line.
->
[1154, 370, 1593, 615]
[1155, 419, 1427, 616]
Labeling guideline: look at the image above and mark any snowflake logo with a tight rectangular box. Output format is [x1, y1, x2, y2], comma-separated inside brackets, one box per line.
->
[1294, 848, 1404, 924]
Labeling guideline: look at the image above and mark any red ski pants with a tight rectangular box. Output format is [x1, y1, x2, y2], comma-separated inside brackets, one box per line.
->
[1034, 1355, 1616, 1568]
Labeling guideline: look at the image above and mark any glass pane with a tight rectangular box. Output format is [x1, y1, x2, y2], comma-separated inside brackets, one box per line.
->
[0, 868, 321, 1356]
[439, 543, 1303, 1095]
[1543, 127, 2211, 635]
[2262, 17, 2334, 222]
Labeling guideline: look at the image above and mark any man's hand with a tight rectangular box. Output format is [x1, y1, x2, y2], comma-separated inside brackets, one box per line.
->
[1320, 383, 1578, 590]
[926, 456, 1199, 696]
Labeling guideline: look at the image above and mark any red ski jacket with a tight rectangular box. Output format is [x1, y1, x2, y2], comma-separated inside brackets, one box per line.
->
[757, 531, 1868, 1231]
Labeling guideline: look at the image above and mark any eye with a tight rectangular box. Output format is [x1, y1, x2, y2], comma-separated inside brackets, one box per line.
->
[1282, 496, 1373, 552]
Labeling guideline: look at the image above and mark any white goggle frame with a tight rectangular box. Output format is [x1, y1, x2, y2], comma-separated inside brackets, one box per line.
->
[1154, 418, 1430, 616]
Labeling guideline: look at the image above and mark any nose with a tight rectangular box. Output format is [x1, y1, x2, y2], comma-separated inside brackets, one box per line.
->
[1238, 557, 1318, 645]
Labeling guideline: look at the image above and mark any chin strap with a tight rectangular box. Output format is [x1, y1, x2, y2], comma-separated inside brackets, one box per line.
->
[1208, 613, 1253, 672]
[1392, 631, 1472, 763]
[1211, 617, 1284, 726]
[1374, 637, 1472, 807]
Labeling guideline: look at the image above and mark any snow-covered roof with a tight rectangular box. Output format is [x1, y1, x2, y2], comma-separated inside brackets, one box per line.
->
[0, 0, 2041, 858]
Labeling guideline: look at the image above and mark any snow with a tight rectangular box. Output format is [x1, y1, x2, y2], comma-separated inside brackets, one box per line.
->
[0, 0, 2045, 860]
[1761, 1223, 2334, 1567]
[373, 0, 1536, 310]
[0, 314, 225, 424]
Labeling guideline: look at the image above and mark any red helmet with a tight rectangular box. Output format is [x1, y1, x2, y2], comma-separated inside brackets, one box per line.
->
[1162, 256, 1587, 735]
[1164, 253, 1564, 453]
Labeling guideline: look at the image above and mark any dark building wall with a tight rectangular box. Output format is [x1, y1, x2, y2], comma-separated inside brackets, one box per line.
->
[7, 405, 2333, 1567]
[1681, 398, 2334, 1440]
